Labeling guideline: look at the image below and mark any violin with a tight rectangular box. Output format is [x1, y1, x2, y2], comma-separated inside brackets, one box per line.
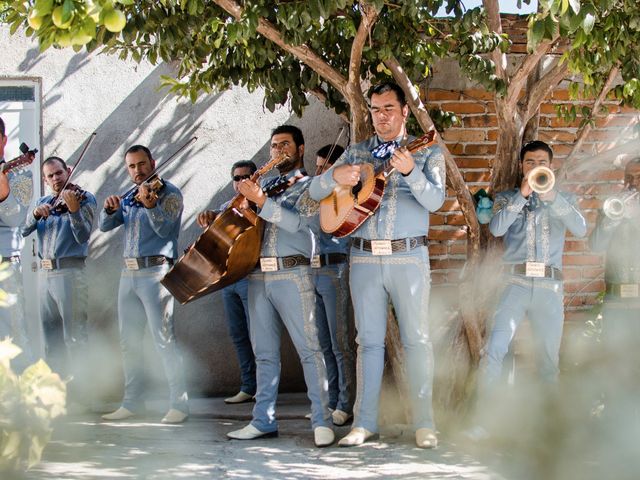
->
[49, 183, 87, 216]
[123, 175, 166, 207]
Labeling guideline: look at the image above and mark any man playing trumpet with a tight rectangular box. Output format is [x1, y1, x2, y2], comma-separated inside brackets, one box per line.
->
[466, 140, 586, 440]
[589, 158, 640, 422]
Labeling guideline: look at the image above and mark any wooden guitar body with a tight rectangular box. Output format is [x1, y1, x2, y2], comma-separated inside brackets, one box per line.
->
[319, 163, 386, 237]
[161, 200, 263, 304]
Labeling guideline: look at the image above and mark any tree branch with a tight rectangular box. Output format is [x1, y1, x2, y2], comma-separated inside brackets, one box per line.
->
[520, 58, 569, 123]
[213, 0, 348, 95]
[506, 37, 558, 111]
[559, 65, 620, 179]
[482, 0, 507, 82]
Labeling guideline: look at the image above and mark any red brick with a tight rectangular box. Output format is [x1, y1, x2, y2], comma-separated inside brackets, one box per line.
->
[428, 228, 467, 241]
[429, 214, 445, 225]
[578, 198, 601, 210]
[563, 255, 602, 266]
[430, 272, 448, 284]
[464, 144, 497, 155]
[564, 280, 605, 293]
[540, 103, 559, 114]
[487, 129, 499, 142]
[552, 89, 571, 101]
[463, 171, 491, 182]
[441, 102, 487, 114]
[427, 89, 460, 101]
[445, 213, 467, 226]
[428, 243, 447, 256]
[463, 116, 498, 128]
[455, 157, 491, 169]
[446, 143, 465, 155]
[442, 129, 486, 142]
[565, 294, 599, 307]
[430, 258, 467, 270]
[442, 199, 460, 211]
[582, 267, 605, 278]
[538, 131, 577, 143]
[594, 115, 639, 128]
[561, 268, 583, 281]
[546, 117, 582, 128]
[449, 242, 468, 255]
[462, 89, 495, 101]
[564, 240, 588, 252]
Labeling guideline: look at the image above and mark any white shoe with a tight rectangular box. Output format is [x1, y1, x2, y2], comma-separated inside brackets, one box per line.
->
[161, 409, 188, 424]
[338, 427, 378, 447]
[462, 425, 490, 442]
[416, 428, 438, 449]
[224, 391, 254, 404]
[101, 407, 135, 421]
[314, 426, 335, 447]
[332, 409, 353, 426]
[227, 424, 278, 440]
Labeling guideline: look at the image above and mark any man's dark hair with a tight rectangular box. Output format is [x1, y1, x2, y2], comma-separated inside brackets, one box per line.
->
[519, 140, 553, 162]
[42, 156, 67, 171]
[125, 145, 153, 162]
[271, 125, 305, 148]
[316, 144, 345, 166]
[231, 160, 257, 176]
[0, 116, 5, 137]
[368, 82, 407, 106]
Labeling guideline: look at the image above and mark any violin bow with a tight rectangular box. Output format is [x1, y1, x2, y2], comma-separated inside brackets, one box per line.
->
[315, 127, 346, 175]
[50, 132, 97, 209]
[120, 136, 198, 199]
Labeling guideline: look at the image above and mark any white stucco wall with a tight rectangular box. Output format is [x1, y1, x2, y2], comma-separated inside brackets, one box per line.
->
[1, 25, 346, 397]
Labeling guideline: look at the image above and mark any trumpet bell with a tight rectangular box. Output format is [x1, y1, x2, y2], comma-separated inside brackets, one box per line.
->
[603, 197, 625, 220]
[527, 166, 555, 194]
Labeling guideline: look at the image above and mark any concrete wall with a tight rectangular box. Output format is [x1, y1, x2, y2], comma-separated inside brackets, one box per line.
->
[1, 26, 346, 398]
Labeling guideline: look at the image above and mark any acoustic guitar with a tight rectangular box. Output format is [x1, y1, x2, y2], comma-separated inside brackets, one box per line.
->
[161, 153, 289, 304]
[319, 130, 436, 237]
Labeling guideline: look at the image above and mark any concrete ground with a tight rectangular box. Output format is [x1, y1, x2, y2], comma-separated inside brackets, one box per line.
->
[20, 393, 504, 480]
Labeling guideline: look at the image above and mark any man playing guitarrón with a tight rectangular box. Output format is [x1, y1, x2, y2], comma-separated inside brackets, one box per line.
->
[310, 82, 445, 448]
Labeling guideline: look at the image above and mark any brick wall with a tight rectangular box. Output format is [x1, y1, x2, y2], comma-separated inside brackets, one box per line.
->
[424, 84, 640, 317]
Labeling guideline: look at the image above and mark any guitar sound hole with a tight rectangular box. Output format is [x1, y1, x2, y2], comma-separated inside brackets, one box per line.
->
[352, 181, 362, 197]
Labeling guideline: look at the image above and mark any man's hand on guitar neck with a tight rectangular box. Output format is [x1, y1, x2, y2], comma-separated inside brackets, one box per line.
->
[332, 164, 361, 186]
[390, 147, 415, 176]
[237, 180, 267, 208]
[0, 171, 9, 203]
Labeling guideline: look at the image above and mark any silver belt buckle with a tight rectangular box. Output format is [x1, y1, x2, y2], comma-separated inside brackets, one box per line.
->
[124, 258, 140, 270]
[371, 240, 392, 256]
[311, 255, 321, 268]
[260, 257, 278, 272]
[525, 261, 545, 278]
[41, 259, 54, 270]
[620, 284, 639, 298]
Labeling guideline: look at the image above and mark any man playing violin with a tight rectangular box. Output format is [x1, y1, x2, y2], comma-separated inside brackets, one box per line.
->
[0, 116, 34, 370]
[226, 125, 334, 448]
[21, 156, 96, 404]
[310, 82, 445, 448]
[99, 145, 189, 424]
[465, 140, 586, 440]
[197, 160, 258, 405]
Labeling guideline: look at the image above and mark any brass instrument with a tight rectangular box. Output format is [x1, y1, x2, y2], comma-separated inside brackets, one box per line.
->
[527, 166, 555, 194]
[603, 190, 639, 220]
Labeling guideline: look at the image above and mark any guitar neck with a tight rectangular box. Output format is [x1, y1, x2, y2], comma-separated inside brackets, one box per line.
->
[374, 133, 435, 177]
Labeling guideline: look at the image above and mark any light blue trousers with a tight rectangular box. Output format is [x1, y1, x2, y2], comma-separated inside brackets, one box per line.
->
[349, 246, 435, 433]
[314, 263, 355, 413]
[117, 264, 188, 413]
[248, 266, 330, 432]
[0, 259, 33, 370]
[480, 275, 564, 392]
[222, 278, 256, 395]
[40, 266, 89, 397]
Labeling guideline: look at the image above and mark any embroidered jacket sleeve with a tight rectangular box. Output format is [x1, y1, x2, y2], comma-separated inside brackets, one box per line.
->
[259, 187, 319, 234]
[489, 190, 528, 237]
[546, 192, 587, 238]
[401, 144, 446, 212]
[99, 204, 125, 232]
[589, 211, 620, 253]
[0, 170, 33, 228]
[144, 187, 183, 239]
[309, 150, 348, 201]
[20, 196, 45, 237]
[68, 193, 97, 244]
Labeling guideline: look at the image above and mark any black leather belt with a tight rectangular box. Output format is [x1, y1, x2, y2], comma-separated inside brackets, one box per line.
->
[510, 263, 563, 280]
[125, 256, 173, 269]
[606, 283, 640, 298]
[258, 254, 310, 270]
[1, 255, 20, 264]
[318, 253, 348, 266]
[351, 236, 428, 253]
[41, 257, 86, 270]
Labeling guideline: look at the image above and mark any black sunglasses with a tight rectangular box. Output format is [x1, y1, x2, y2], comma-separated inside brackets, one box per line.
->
[233, 174, 251, 182]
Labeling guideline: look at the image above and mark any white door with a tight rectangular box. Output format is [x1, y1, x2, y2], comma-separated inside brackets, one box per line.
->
[0, 79, 43, 356]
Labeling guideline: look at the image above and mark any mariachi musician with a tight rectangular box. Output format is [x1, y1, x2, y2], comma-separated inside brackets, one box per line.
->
[0, 116, 34, 370]
[100, 145, 189, 424]
[466, 140, 587, 440]
[310, 82, 445, 448]
[21, 156, 96, 404]
[226, 125, 334, 448]
[589, 158, 640, 421]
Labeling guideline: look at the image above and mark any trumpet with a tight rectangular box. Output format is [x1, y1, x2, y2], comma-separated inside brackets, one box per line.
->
[603, 190, 639, 220]
[527, 166, 555, 194]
